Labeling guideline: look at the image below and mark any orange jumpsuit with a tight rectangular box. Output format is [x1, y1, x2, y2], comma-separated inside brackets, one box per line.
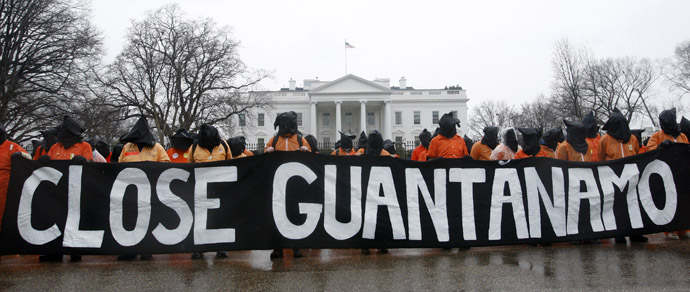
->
[540, 145, 556, 158]
[265, 135, 311, 152]
[410, 145, 427, 161]
[118, 143, 170, 162]
[188, 141, 232, 162]
[585, 135, 601, 162]
[355, 148, 391, 156]
[556, 142, 593, 162]
[514, 149, 550, 159]
[166, 148, 189, 163]
[470, 142, 493, 161]
[32, 145, 49, 160]
[47, 142, 94, 161]
[638, 145, 646, 154]
[0, 141, 27, 231]
[427, 135, 469, 159]
[243, 149, 254, 156]
[645, 131, 689, 151]
[331, 148, 356, 156]
[598, 134, 639, 161]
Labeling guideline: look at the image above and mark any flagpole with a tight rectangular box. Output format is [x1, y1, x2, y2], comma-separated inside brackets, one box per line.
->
[345, 39, 348, 75]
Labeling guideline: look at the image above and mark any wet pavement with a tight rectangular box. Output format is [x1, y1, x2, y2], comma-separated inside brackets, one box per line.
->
[1, 234, 690, 291]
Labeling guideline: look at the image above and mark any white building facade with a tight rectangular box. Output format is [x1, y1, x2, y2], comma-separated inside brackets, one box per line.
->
[238, 74, 469, 147]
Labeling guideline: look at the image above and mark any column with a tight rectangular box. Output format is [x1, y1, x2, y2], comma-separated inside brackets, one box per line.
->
[384, 100, 392, 140]
[335, 101, 342, 134]
[359, 100, 367, 134]
[310, 101, 318, 138]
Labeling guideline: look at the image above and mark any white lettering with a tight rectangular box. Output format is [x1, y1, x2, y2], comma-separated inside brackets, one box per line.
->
[489, 168, 529, 240]
[153, 168, 193, 245]
[324, 165, 362, 240]
[363, 167, 406, 240]
[638, 160, 677, 225]
[63, 165, 104, 248]
[406, 168, 449, 242]
[18, 167, 62, 245]
[109, 168, 152, 246]
[194, 167, 237, 244]
[272, 163, 321, 240]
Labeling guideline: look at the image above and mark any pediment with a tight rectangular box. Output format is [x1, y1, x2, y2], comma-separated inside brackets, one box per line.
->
[310, 74, 391, 94]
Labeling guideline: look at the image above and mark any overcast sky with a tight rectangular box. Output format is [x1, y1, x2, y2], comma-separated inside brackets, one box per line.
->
[91, 0, 690, 115]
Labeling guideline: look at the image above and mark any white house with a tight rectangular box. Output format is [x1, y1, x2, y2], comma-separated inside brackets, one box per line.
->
[236, 74, 469, 147]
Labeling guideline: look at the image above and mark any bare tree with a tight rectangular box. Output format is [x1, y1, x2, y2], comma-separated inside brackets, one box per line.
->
[468, 100, 518, 139]
[0, 0, 101, 142]
[98, 4, 271, 142]
[664, 40, 690, 99]
[551, 39, 588, 121]
[514, 94, 562, 130]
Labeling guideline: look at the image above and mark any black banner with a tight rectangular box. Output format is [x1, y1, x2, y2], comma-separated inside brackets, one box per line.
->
[2, 144, 690, 255]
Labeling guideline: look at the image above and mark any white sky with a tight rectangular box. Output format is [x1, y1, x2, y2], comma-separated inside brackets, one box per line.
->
[90, 0, 690, 116]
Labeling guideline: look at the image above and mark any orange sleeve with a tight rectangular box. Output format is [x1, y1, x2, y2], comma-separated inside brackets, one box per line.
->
[470, 142, 481, 160]
[157, 144, 171, 162]
[514, 150, 526, 159]
[187, 147, 194, 163]
[631, 135, 640, 155]
[243, 149, 254, 156]
[598, 135, 608, 162]
[265, 137, 274, 150]
[81, 143, 94, 161]
[646, 132, 661, 151]
[679, 133, 689, 144]
[302, 137, 311, 152]
[32, 146, 42, 160]
[426, 140, 438, 158]
[556, 143, 569, 161]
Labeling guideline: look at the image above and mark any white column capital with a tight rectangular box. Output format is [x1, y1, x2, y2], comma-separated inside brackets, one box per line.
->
[384, 100, 392, 104]
[334, 100, 342, 105]
[310, 100, 318, 105]
[359, 100, 367, 104]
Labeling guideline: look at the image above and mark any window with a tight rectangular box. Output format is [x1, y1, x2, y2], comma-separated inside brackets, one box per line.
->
[297, 112, 303, 127]
[323, 136, 330, 144]
[367, 112, 375, 126]
[323, 113, 331, 127]
[258, 113, 264, 127]
[415, 136, 420, 146]
[432, 111, 439, 124]
[257, 138, 265, 148]
[345, 112, 352, 128]
[395, 112, 402, 125]
[395, 136, 403, 144]
[239, 114, 246, 126]
[414, 111, 420, 125]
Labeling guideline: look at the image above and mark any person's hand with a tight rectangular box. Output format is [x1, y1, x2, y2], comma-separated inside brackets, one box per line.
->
[265, 147, 275, 153]
[300, 146, 309, 152]
[11, 152, 31, 160]
[72, 155, 87, 163]
[39, 155, 51, 162]
[354, 152, 362, 156]
[659, 140, 673, 150]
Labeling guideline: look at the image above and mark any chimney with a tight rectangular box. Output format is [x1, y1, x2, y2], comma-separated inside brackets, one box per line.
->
[399, 77, 407, 89]
[289, 78, 296, 90]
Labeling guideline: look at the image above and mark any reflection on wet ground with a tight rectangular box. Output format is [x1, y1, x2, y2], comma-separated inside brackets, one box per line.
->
[1, 234, 690, 291]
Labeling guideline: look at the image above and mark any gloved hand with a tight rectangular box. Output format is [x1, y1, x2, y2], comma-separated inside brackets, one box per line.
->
[71, 155, 87, 163]
[39, 155, 51, 162]
[461, 155, 473, 161]
[354, 152, 362, 156]
[11, 152, 31, 160]
[265, 147, 275, 153]
[659, 140, 673, 150]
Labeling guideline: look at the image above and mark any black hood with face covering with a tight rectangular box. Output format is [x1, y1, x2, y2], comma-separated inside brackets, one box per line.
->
[503, 128, 518, 153]
[57, 115, 85, 149]
[305, 134, 318, 153]
[120, 116, 155, 149]
[464, 135, 474, 153]
[659, 108, 680, 138]
[274, 111, 298, 136]
[170, 128, 193, 150]
[541, 127, 563, 151]
[339, 131, 356, 151]
[602, 108, 631, 143]
[228, 136, 244, 157]
[518, 127, 541, 156]
[357, 131, 368, 150]
[198, 124, 221, 151]
[481, 126, 499, 150]
[680, 117, 690, 139]
[365, 130, 384, 156]
[383, 139, 396, 155]
[419, 129, 432, 149]
[630, 129, 644, 148]
[95, 141, 110, 158]
[581, 111, 599, 138]
[564, 119, 589, 154]
[40, 126, 59, 151]
[438, 112, 460, 138]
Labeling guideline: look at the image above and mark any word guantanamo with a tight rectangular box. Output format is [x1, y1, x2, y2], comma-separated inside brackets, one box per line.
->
[2, 145, 689, 255]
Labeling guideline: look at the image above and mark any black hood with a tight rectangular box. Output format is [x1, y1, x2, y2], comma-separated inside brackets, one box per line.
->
[111, 143, 124, 163]
[481, 126, 499, 150]
[365, 130, 384, 156]
[198, 124, 221, 151]
[564, 119, 589, 154]
[383, 139, 396, 155]
[659, 108, 680, 137]
[305, 134, 318, 153]
[95, 141, 110, 158]
[274, 111, 298, 136]
[40, 126, 59, 151]
[170, 128, 193, 150]
[602, 108, 631, 143]
[464, 135, 474, 153]
[581, 111, 599, 138]
[120, 116, 155, 148]
[0, 122, 6, 145]
[357, 131, 368, 150]
[681, 117, 690, 138]
[503, 128, 518, 153]
[630, 129, 644, 148]
[57, 115, 85, 149]
[339, 131, 356, 151]
[334, 140, 341, 151]
[518, 127, 541, 156]
[419, 129, 432, 149]
[541, 127, 563, 151]
[228, 136, 244, 157]
[438, 112, 460, 138]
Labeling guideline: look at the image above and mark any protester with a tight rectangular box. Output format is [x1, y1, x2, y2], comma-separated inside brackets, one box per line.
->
[630, 129, 645, 154]
[646, 108, 689, 151]
[598, 109, 639, 161]
[229, 136, 248, 158]
[470, 126, 498, 160]
[32, 127, 58, 160]
[234, 136, 254, 157]
[304, 134, 319, 153]
[360, 129, 391, 255]
[411, 129, 431, 161]
[167, 129, 193, 163]
[86, 138, 107, 163]
[95, 141, 112, 162]
[514, 128, 548, 158]
[331, 132, 356, 156]
[383, 139, 400, 158]
[582, 111, 601, 161]
[265, 111, 308, 259]
[540, 127, 562, 158]
[110, 142, 124, 163]
[556, 120, 593, 162]
[681, 116, 690, 141]
[427, 112, 469, 159]
[463, 135, 474, 154]
[0, 123, 30, 233]
[117, 116, 170, 260]
[490, 128, 518, 160]
[356, 131, 367, 152]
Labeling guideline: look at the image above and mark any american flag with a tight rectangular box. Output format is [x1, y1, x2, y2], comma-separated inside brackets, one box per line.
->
[345, 42, 355, 49]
